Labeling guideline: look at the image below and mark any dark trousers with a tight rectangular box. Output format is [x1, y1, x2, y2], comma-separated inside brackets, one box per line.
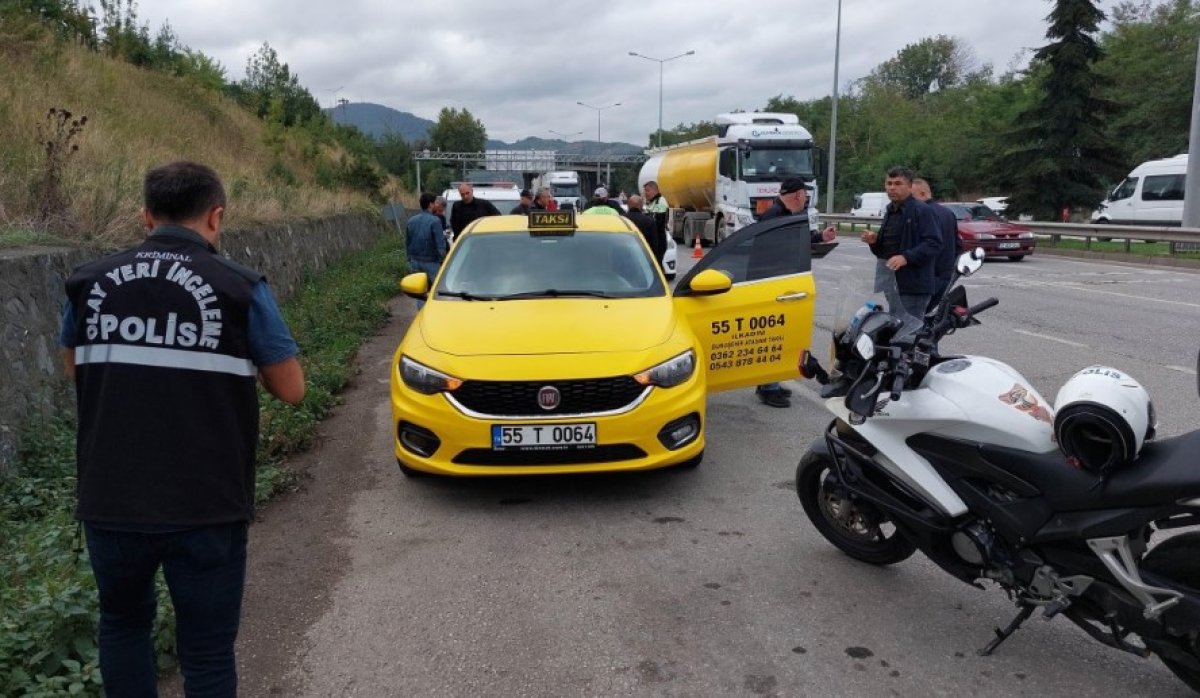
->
[85, 522, 248, 698]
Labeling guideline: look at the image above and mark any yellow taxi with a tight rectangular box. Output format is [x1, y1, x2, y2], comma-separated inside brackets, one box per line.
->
[389, 210, 817, 476]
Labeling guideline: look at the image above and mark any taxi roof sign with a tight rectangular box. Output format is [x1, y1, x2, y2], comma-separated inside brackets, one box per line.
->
[528, 210, 576, 233]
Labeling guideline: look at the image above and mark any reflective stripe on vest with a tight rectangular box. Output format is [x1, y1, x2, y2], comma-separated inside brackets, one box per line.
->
[76, 343, 256, 377]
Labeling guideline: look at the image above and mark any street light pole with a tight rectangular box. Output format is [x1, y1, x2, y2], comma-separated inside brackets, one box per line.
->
[826, 0, 842, 215]
[1183, 24, 1200, 228]
[628, 50, 695, 148]
[577, 101, 621, 185]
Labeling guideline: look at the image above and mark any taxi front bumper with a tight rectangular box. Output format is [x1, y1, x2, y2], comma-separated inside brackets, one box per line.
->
[390, 371, 706, 476]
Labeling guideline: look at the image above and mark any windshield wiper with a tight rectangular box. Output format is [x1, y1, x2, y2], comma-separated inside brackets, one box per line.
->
[438, 290, 497, 301]
[492, 289, 617, 300]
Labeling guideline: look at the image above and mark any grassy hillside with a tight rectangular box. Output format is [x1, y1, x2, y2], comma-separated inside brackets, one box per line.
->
[0, 24, 379, 245]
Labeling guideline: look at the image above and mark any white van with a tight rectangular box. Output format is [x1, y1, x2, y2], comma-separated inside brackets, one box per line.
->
[1091, 154, 1187, 226]
[851, 192, 887, 218]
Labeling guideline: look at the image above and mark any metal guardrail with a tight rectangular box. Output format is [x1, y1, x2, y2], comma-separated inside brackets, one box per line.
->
[821, 214, 1200, 254]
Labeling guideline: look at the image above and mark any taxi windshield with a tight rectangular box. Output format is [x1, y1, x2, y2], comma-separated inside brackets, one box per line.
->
[436, 231, 666, 300]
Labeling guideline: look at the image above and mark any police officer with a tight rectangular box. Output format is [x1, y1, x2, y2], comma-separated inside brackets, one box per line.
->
[60, 161, 305, 696]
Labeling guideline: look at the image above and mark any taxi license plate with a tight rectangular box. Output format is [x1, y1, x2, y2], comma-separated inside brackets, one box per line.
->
[997, 241, 1021, 250]
[492, 423, 596, 450]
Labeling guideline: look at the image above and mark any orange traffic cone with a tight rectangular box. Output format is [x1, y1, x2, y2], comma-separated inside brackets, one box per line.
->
[690, 233, 703, 259]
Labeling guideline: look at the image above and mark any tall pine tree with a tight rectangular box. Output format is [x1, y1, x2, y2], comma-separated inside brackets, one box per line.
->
[1002, 0, 1123, 219]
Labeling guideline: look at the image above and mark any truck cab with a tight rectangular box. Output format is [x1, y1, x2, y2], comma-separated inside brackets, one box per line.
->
[639, 113, 824, 247]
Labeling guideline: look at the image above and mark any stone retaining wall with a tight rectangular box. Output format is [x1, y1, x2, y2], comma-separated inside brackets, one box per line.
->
[0, 213, 391, 470]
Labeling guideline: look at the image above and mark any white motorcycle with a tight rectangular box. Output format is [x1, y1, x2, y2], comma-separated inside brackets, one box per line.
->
[796, 249, 1200, 692]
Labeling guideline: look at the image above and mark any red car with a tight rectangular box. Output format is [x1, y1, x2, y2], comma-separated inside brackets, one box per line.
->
[943, 202, 1037, 261]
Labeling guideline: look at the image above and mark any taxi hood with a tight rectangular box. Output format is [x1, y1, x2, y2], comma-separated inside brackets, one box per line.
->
[418, 297, 676, 356]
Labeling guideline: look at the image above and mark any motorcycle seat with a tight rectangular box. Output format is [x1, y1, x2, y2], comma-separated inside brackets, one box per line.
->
[978, 430, 1200, 512]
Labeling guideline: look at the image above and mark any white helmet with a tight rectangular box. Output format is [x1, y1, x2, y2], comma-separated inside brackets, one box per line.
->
[1053, 366, 1155, 475]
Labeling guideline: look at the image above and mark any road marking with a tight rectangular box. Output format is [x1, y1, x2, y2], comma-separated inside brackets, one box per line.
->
[1167, 365, 1198, 376]
[1012, 328, 1089, 348]
[994, 276, 1200, 310]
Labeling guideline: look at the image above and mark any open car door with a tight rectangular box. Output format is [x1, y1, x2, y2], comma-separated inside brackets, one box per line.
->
[673, 216, 818, 393]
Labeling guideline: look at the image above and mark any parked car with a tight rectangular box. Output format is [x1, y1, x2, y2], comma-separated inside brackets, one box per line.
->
[943, 202, 1037, 261]
[850, 192, 887, 218]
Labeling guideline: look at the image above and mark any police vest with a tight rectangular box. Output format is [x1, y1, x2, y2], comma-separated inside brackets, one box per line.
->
[65, 225, 263, 526]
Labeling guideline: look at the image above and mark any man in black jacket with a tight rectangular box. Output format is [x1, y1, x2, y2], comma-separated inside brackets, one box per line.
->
[758, 177, 838, 243]
[861, 166, 941, 318]
[449, 183, 501, 234]
[510, 189, 534, 214]
[625, 194, 664, 262]
[752, 177, 837, 408]
[912, 177, 960, 310]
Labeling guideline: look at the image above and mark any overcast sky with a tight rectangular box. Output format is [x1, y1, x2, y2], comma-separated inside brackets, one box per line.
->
[136, 0, 1061, 146]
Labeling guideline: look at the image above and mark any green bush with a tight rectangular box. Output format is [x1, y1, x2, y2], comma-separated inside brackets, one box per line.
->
[0, 231, 405, 696]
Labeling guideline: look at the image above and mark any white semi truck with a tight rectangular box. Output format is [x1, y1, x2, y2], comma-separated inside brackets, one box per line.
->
[637, 112, 824, 246]
[532, 170, 585, 211]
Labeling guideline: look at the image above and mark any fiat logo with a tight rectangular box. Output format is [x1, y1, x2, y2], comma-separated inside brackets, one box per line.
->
[537, 386, 561, 411]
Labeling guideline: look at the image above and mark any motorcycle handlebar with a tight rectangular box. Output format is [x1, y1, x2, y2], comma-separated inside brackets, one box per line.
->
[968, 298, 999, 316]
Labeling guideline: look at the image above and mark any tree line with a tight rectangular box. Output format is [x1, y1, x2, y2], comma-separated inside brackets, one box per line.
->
[651, 0, 1198, 218]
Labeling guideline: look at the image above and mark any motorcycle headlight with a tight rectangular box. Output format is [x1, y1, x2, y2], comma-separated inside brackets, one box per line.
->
[634, 350, 696, 388]
[399, 356, 462, 394]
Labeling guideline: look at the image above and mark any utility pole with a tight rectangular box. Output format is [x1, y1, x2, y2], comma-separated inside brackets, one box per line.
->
[826, 0, 842, 214]
[1184, 31, 1200, 228]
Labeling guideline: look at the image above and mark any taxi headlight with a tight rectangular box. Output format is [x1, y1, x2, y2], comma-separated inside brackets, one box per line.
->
[399, 356, 463, 395]
[634, 350, 696, 389]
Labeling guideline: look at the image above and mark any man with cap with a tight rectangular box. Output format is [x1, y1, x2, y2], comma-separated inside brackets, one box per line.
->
[759, 177, 838, 244]
[753, 177, 837, 408]
[582, 186, 620, 215]
[510, 189, 534, 215]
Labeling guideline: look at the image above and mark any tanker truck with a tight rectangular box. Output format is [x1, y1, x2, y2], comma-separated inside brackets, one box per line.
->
[637, 112, 824, 246]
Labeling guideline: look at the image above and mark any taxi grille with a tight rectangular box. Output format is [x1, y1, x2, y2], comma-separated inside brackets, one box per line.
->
[452, 377, 646, 417]
[452, 444, 647, 466]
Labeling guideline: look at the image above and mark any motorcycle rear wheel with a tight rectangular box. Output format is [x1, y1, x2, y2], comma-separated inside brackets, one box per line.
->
[1142, 532, 1200, 691]
[796, 450, 916, 565]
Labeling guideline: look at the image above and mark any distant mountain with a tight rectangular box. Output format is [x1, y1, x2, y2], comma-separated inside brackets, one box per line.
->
[326, 102, 643, 155]
[326, 102, 434, 142]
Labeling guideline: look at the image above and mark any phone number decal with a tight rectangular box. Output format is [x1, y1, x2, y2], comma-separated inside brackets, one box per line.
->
[707, 314, 786, 371]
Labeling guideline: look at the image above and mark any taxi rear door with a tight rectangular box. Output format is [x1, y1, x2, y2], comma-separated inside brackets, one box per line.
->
[672, 217, 818, 393]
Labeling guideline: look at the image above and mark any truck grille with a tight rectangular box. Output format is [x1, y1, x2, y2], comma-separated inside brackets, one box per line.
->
[451, 377, 647, 417]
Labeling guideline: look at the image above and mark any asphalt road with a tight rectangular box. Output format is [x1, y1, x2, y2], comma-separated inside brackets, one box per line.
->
[215, 241, 1200, 697]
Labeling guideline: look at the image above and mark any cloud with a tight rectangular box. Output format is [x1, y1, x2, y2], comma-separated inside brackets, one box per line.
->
[135, 0, 1053, 146]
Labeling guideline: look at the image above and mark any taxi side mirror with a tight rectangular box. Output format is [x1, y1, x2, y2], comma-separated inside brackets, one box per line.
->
[687, 269, 733, 296]
[400, 272, 430, 300]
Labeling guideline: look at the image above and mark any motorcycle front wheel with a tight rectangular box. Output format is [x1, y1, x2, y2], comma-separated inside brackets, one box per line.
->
[796, 450, 916, 565]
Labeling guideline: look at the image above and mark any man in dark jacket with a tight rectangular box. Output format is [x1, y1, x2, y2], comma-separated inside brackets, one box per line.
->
[510, 189, 534, 214]
[759, 177, 838, 244]
[449, 183, 501, 234]
[625, 194, 664, 262]
[750, 177, 838, 408]
[407, 192, 449, 309]
[912, 178, 960, 310]
[861, 166, 942, 318]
